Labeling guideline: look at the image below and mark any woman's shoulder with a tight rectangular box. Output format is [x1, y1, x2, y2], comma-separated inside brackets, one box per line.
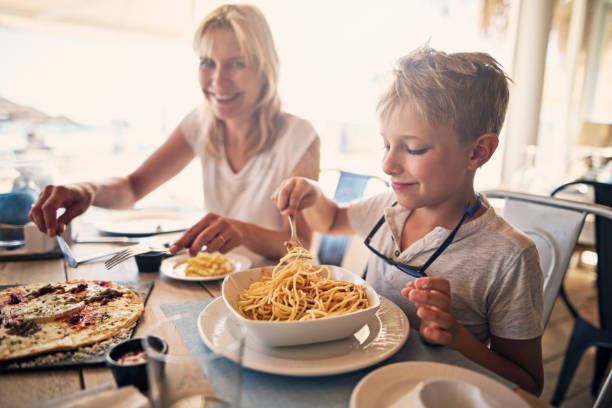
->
[279, 112, 317, 137]
[180, 105, 210, 147]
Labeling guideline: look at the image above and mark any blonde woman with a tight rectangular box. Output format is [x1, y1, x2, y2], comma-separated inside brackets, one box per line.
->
[29, 4, 319, 265]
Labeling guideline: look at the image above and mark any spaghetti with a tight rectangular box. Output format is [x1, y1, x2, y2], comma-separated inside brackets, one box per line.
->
[184, 252, 233, 277]
[237, 246, 369, 321]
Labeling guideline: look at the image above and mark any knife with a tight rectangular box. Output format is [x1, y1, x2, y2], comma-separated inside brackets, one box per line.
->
[73, 236, 141, 244]
[56, 235, 78, 268]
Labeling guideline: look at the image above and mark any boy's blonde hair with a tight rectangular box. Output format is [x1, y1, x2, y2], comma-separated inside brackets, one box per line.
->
[378, 46, 510, 143]
[193, 4, 282, 158]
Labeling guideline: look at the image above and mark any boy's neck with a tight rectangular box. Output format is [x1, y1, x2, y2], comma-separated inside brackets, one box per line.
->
[400, 191, 483, 250]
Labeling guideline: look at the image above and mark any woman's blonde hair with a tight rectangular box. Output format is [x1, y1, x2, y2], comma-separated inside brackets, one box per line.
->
[193, 4, 283, 158]
[378, 46, 511, 143]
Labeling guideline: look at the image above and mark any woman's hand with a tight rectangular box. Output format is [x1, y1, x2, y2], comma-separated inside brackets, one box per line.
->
[29, 184, 96, 237]
[271, 177, 320, 216]
[402, 277, 459, 347]
[169, 212, 242, 256]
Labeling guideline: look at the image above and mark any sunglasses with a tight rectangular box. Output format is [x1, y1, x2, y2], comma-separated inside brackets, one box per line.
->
[364, 194, 482, 278]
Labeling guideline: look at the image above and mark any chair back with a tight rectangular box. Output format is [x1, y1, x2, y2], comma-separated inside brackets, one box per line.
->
[317, 170, 388, 268]
[484, 190, 612, 327]
[551, 180, 612, 331]
[594, 367, 612, 408]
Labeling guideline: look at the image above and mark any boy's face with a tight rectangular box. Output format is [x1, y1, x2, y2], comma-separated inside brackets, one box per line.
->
[380, 105, 474, 210]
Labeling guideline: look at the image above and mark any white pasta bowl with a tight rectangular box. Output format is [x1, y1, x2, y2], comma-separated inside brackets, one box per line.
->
[221, 265, 380, 347]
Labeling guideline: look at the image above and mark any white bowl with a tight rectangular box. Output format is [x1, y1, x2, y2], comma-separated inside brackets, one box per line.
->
[221, 265, 380, 346]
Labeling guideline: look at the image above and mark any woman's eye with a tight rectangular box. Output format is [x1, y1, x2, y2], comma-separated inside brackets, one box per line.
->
[228, 60, 246, 69]
[200, 59, 214, 68]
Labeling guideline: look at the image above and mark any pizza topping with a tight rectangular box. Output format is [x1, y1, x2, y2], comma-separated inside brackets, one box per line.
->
[30, 284, 65, 298]
[8, 293, 22, 305]
[86, 289, 123, 305]
[5, 320, 41, 337]
[65, 313, 83, 326]
[69, 284, 88, 294]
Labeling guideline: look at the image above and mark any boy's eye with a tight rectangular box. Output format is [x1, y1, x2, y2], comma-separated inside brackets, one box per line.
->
[407, 147, 428, 155]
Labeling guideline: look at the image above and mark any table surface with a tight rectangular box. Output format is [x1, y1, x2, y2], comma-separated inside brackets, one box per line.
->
[0, 238, 551, 408]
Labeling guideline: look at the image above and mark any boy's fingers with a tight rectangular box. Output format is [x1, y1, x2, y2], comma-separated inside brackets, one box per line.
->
[275, 180, 295, 212]
[420, 325, 452, 346]
[415, 277, 450, 294]
[408, 289, 451, 311]
[417, 306, 454, 329]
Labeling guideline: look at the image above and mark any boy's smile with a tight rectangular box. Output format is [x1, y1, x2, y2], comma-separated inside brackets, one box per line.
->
[381, 105, 475, 212]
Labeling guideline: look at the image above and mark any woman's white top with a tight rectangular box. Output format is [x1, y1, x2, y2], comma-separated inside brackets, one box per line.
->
[180, 106, 318, 265]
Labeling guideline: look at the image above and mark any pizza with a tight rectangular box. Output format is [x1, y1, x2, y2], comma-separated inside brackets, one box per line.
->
[0, 280, 144, 361]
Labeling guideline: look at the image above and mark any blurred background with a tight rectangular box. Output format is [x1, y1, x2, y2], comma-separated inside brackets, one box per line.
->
[0, 0, 611, 209]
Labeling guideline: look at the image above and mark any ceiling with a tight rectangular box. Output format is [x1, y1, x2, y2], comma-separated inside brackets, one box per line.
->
[0, 0, 204, 38]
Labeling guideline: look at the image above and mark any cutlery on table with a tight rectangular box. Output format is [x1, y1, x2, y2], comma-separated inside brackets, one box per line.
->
[73, 236, 141, 245]
[104, 244, 174, 270]
[56, 235, 131, 268]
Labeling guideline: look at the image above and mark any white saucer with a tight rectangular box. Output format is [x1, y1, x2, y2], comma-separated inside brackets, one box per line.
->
[198, 296, 409, 377]
[94, 210, 201, 236]
[350, 361, 529, 408]
[160, 253, 251, 281]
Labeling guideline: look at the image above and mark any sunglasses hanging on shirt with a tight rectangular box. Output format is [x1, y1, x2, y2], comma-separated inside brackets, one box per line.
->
[364, 194, 482, 278]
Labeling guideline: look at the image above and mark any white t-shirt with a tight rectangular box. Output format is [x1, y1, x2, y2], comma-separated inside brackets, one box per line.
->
[347, 191, 544, 343]
[180, 106, 318, 266]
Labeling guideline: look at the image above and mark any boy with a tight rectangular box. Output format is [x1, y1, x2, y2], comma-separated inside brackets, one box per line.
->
[272, 46, 544, 395]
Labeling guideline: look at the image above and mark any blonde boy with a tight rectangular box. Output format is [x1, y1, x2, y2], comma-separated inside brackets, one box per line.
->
[272, 46, 544, 395]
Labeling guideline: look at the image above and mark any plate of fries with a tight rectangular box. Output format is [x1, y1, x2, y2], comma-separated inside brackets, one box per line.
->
[160, 251, 251, 281]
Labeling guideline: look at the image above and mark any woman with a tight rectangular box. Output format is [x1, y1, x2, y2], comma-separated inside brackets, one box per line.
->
[29, 4, 319, 265]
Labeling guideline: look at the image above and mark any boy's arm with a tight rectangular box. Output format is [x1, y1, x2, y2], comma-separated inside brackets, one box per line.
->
[272, 177, 354, 235]
[403, 279, 544, 396]
[450, 326, 543, 396]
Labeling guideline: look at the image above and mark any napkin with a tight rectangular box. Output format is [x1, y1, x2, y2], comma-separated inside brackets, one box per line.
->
[28, 384, 150, 408]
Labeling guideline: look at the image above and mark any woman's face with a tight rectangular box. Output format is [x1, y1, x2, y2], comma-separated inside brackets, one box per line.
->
[198, 27, 264, 124]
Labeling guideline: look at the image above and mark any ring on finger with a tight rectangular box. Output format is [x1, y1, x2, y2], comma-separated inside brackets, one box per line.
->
[218, 233, 226, 244]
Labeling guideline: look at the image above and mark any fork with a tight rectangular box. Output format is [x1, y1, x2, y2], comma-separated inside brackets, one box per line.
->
[104, 243, 168, 270]
[287, 214, 303, 249]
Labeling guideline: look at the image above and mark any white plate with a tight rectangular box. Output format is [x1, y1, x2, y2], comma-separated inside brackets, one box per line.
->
[198, 296, 410, 377]
[350, 361, 529, 408]
[160, 253, 251, 281]
[93, 210, 201, 236]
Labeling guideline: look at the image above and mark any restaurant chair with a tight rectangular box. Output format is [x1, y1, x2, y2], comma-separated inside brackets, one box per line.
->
[594, 367, 612, 408]
[549, 180, 612, 405]
[316, 169, 388, 270]
[483, 190, 612, 331]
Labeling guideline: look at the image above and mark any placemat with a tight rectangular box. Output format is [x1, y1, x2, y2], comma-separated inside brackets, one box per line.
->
[0, 280, 154, 372]
[162, 298, 517, 408]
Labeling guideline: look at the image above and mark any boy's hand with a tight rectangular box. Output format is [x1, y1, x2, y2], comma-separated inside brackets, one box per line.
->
[401, 277, 459, 347]
[271, 177, 320, 216]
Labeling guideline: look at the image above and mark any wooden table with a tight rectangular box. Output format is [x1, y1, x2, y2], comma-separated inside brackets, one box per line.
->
[0, 242, 550, 408]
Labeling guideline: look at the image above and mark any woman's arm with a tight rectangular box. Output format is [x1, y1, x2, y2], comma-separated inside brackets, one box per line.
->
[29, 124, 194, 235]
[91, 124, 195, 208]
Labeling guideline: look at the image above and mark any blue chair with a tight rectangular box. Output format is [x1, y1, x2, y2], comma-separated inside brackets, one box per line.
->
[550, 180, 612, 406]
[317, 170, 388, 267]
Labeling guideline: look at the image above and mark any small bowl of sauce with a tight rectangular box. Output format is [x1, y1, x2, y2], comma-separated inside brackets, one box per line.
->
[105, 336, 167, 392]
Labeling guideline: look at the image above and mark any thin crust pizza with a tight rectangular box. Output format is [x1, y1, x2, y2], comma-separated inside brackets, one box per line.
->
[0, 280, 144, 361]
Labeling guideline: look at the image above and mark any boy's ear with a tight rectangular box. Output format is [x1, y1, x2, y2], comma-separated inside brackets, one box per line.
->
[467, 133, 498, 171]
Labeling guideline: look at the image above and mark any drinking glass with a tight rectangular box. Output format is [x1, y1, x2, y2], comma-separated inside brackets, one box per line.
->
[144, 311, 244, 408]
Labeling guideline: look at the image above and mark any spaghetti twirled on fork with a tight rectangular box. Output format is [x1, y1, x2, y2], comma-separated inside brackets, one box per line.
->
[237, 246, 369, 321]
